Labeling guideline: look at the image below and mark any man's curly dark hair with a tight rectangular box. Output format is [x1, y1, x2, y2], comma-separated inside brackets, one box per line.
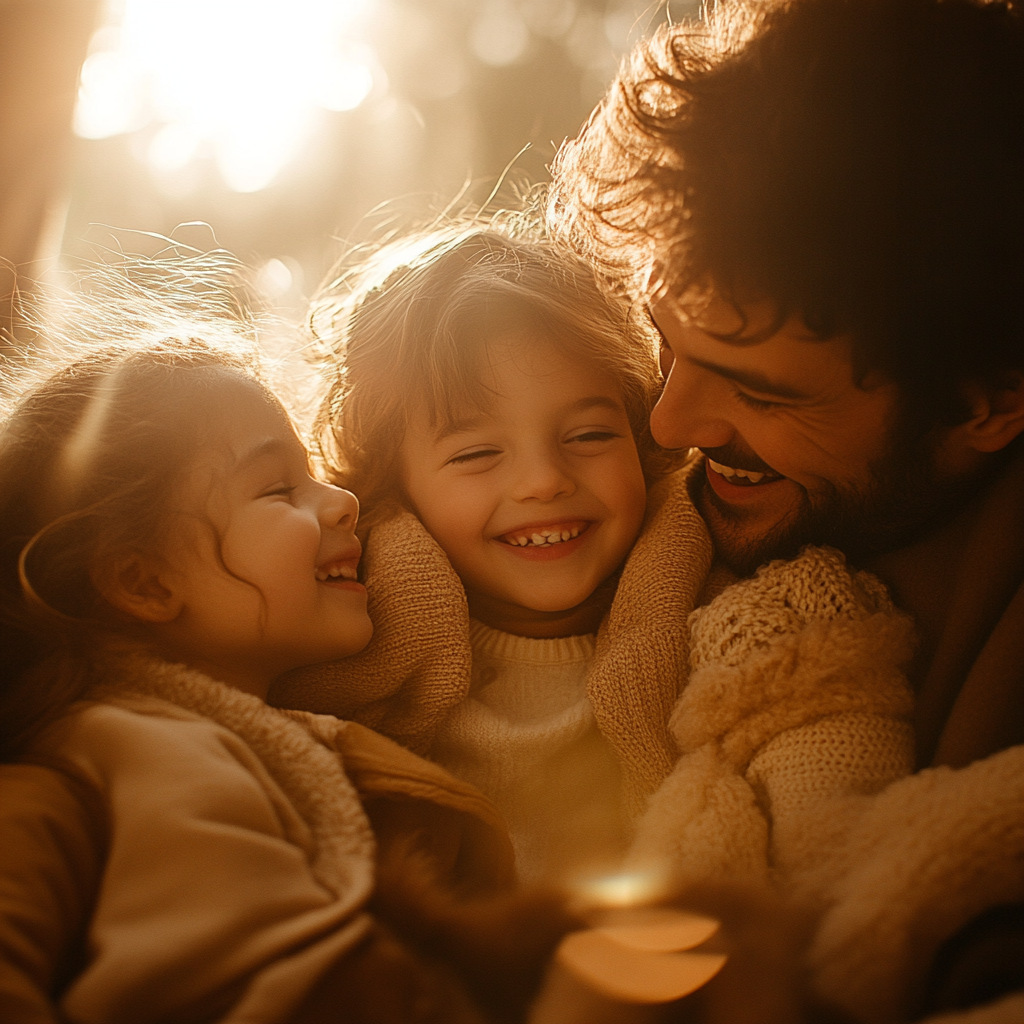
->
[548, 0, 1024, 423]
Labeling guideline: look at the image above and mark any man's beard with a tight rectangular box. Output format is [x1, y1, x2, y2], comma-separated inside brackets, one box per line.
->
[695, 417, 983, 577]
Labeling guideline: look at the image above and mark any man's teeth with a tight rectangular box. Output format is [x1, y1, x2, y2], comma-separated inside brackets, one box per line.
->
[707, 458, 766, 484]
[316, 565, 358, 582]
[506, 525, 582, 547]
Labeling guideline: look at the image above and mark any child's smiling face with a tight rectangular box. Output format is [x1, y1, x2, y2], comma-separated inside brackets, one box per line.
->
[157, 382, 373, 695]
[400, 333, 647, 636]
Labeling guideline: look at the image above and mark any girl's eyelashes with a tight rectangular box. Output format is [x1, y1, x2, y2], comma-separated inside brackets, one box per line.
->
[446, 447, 501, 466]
[566, 429, 621, 444]
[260, 482, 297, 498]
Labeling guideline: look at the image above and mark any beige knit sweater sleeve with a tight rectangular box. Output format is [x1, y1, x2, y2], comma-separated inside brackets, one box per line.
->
[626, 546, 916, 894]
[808, 744, 1024, 1024]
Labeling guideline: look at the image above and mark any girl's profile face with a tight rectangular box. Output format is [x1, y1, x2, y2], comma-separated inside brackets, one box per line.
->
[400, 332, 647, 636]
[159, 383, 372, 695]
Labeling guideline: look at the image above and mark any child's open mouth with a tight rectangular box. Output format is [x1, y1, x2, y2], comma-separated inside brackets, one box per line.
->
[498, 521, 590, 548]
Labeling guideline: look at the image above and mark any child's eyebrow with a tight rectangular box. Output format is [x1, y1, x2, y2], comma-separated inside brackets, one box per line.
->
[434, 415, 488, 442]
[570, 396, 625, 414]
[233, 436, 296, 469]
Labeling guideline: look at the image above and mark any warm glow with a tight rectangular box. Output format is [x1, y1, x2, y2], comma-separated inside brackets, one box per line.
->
[574, 868, 670, 908]
[75, 0, 379, 192]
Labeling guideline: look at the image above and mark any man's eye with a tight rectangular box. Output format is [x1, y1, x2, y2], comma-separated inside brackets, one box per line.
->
[447, 448, 500, 466]
[733, 389, 783, 412]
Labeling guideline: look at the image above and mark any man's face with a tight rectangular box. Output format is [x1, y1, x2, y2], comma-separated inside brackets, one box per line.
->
[650, 296, 968, 574]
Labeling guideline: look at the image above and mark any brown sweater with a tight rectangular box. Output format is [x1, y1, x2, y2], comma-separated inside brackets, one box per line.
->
[866, 447, 1024, 768]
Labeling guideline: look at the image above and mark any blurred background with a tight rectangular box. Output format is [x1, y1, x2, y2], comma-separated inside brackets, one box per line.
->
[1, 0, 697, 349]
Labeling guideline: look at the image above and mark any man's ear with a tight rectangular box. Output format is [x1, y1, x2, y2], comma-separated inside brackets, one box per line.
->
[957, 372, 1024, 454]
[93, 551, 183, 624]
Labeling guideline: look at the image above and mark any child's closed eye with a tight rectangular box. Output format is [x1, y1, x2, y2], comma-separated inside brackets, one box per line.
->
[566, 429, 622, 445]
[260, 482, 297, 498]
[446, 447, 502, 466]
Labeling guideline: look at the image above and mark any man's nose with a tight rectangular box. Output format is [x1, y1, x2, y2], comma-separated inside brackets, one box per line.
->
[650, 360, 734, 451]
[510, 450, 576, 503]
[317, 481, 359, 531]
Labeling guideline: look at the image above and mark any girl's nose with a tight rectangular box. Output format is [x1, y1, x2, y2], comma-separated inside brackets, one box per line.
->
[511, 451, 576, 503]
[650, 360, 734, 452]
[317, 481, 359, 531]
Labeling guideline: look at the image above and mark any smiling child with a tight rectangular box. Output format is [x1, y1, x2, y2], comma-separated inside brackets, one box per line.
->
[279, 225, 671, 883]
[397, 329, 647, 640]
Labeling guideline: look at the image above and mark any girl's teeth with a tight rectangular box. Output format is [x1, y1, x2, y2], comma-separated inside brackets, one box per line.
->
[506, 525, 584, 547]
[317, 565, 357, 581]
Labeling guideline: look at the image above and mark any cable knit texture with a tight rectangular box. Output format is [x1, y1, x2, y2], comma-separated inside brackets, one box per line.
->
[808, 744, 1024, 1024]
[272, 465, 714, 812]
[628, 546, 916, 891]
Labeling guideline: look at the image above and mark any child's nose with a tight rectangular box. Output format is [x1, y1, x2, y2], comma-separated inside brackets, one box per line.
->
[512, 452, 575, 503]
[317, 482, 359, 531]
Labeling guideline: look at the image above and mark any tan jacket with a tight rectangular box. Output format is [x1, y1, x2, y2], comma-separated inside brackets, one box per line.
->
[0, 653, 512, 1024]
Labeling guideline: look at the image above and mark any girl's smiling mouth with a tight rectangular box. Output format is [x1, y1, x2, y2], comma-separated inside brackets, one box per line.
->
[315, 556, 364, 590]
[499, 520, 590, 547]
[495, 520, 593, 559]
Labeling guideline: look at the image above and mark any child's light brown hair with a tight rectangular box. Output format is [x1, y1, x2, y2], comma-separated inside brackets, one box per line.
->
[0, 335, 283, 757]
[310, 222, 674, 524]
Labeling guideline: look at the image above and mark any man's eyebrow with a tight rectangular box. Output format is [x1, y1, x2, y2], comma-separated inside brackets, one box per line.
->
[685, 356, 812, 400]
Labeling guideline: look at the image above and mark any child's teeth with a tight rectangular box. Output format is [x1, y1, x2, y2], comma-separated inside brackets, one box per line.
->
[506, 525, 586, 547]
[317, 564, 358, 581]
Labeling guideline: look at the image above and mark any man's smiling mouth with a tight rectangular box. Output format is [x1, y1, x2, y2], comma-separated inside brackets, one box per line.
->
[706, 458, 784, 487]
[499, 521, 589, 548]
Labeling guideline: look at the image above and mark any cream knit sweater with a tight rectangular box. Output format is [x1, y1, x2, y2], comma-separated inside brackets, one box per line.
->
[808, 743, 1024, 1024]
[628, 545, 916, 897]
[431, 621, 629, 885]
